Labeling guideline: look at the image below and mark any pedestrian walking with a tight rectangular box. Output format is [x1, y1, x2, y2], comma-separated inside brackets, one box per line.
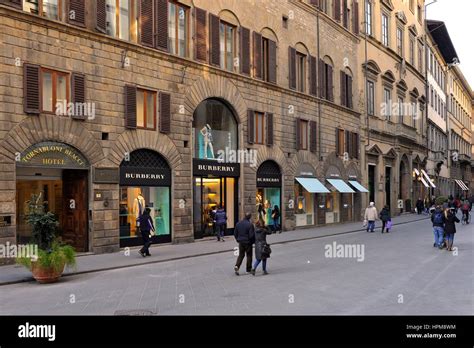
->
[443, 208, 460, 251]
[461, 199, 470, 224]
[251, 221, 272, 276]
[215, 205, 227, 241]
[271, 205, 281, 233]
[233, 213, 255, 275]
[431, 205, 445, 249]
[138, 207, 155, 257]
[364, 202, 378, 233]
[257, 203, 266, 226]
[379, 205, 391, 233]
[416, 198, 423, 215]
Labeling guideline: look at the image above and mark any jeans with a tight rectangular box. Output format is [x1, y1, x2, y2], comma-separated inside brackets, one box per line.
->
[272, 218, 280, 231]
[367, 220, 375, 232]
[433, 226, 444, 247]
[235, 243, 253, 272]
[445, 233, 454, 243]
[140, 231, 152, 255]
[253, 259, 267, 272]
[216, 224, 225, 240]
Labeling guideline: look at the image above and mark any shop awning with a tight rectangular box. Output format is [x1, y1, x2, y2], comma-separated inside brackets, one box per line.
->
[420, 169, 436, 188]
[455, 179, 469, 191]
[419, 176, 430, 188]
[327, 179, 355, 193]
[295, 177, 330, 193]
[348, 180, 369, 193]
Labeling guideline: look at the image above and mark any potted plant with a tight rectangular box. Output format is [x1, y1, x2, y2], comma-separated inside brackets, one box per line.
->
[16, 194, 76, 284]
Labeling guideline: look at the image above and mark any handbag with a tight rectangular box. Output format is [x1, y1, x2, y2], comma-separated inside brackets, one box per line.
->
[386, 220, 392, 230]
[262, 243, 272, 257]
[363, 219, 368, 227]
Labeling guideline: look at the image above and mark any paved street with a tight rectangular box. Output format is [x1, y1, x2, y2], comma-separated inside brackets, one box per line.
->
[0, 217, 472, 315]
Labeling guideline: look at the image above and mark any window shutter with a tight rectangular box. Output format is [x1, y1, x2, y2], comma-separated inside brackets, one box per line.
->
[23, 64, 41, 115]
[71, 73, 86, 120]
[240, 27, 250, 75]
[309, 55, 317, 96]
[319, 59, 326, 99]
[2, 0, 22, 9]
[209, 13, 220, 66]
[352, 1, 359, 35]
[159, 92, 171, 133]
[96, 0, 106, 33]
[247, 110, 255, 144]
[335, 128, 340, 155]
[327, 64, 334, 101]
[296, 118, 301, 150]
[347, 75, 353, 108]
[340, 71, 346, 106]
[288, 46, 296, 90]
[125, 85, 137, 129]
[140, 0, 154, 47]
[345, 130, 350, 156]
[343, 0, 348, 28]
[310, 0, 320, 8]
[310, 121, 317, 153]
[354, 132, 359, 159]
[155, 0, 168, 51]
[266, 112, 274, 146]
[334, 0, 341, 21]
[194, 8, 207, 61]
[253, 32, 262, 79]
[68, 0, 86, 27]
[268, 39, 277, 84]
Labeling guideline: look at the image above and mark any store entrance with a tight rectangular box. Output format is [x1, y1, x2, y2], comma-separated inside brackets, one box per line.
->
[193, 176, 237, 238]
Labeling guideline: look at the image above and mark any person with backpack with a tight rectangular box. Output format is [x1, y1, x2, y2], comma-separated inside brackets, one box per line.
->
[379, 205, 391, 233]
[364, 202, 378, 233]
[214, 205, 227, 241]
[415, 198, 424, 215]
[233, 213, 255, 275]
[430, 205, 445, 249]
[138, 207, 155, 257]
[271, 205, 280, 233]
[250, 221, 272, 276]
[461, 199, 470, 224]
[444, 208, 460, 251]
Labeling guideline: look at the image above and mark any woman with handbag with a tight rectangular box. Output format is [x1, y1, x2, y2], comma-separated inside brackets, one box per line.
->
[251, 221, 271, 276]
[271, 205, 281, 233]
[379, 205, 391, 233]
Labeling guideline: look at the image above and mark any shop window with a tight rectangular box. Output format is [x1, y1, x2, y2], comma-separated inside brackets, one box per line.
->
[136, 89, 156, 130]
[220, 21, 236, 71]
[168, 1, 189, 57]
[23, 0, 61, 20]
[41, 68, 69, 113]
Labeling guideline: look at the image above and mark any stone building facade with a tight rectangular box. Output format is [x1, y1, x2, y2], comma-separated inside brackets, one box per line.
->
[0, 0, 367, 255]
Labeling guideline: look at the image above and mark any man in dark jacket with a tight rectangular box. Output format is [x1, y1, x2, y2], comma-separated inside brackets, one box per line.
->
[431, 205, 445, 249]
[214, 205, 227, 242]
[379, 205, 391, 233]
[233, 213, 255, 275]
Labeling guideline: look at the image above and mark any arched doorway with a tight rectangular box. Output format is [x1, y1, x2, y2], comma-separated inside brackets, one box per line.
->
[119, 149, 172, 247]
[16, 141, 90, 251]
[399, 155, 410, 211]
[256, 160, 282, 228]
[192, 98, 239, 239]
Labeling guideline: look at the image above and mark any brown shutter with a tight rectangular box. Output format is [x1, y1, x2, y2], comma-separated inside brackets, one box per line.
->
[247, 110, 254, 144]
[340, 71, 346, 106]
[295, 118, 301, 150]
[345, 130, 350, 155]
[335, 128, 340, 155]
[334, 0, 341, 21]
[343, 0, 348, 28]
[96, 0, 106, 33]
[68, 0, 86, 27]
[309, 55, 317, 96]
[23, 64, 41, 114]
[240, 27, 250, 75]
[310, 121, 317, 153]
[159, 92, 171, 133]
[71, 73, 86, 120]
[125, 85, 137, 129]
[354, 132, 359, 159]
[310, 0, 320, 8]
[266, 112, 274, 146]
[353, 1, 359, 35]
[194, 8, 207, 61]
[253, 32, 262, 79]
[327, 64, 334, 101]
[319, 59, 326, 99]
[209, 13, 220, 66]
[2, 0, 22, 9]
[288, 46, 296, 90]
[140, 0, 154, 47]
[347, 75, 353, 108]
[268, 39, 277, 84]
[155, 0, 168, 51]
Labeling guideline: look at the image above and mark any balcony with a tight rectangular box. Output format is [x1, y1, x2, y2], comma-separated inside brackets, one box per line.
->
[395, 123, 418, 143]
[458, 154, 471, 164]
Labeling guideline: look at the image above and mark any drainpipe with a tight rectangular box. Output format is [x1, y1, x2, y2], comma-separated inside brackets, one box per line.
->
[317, 8, 322, 161]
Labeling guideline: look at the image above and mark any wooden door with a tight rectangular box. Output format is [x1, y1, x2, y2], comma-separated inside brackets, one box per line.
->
[62, 170, 88, 252]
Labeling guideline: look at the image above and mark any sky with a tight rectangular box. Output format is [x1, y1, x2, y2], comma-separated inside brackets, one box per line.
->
[426, 0, 474, 90]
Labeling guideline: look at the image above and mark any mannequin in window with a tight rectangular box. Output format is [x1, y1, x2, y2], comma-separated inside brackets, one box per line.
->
[200, 124, 214, 159]
[133, 191, 146, 226]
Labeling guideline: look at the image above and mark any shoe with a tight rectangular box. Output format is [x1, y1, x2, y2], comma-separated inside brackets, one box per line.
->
[250, 269, 256, 276]
[263, 271, 269, 275]
[146, 253, 151, 256]
[139, 250, 146, 258]
[221, 238, 225, 242]
[433, 243, 437, 247]
[234, 266, 239, 276]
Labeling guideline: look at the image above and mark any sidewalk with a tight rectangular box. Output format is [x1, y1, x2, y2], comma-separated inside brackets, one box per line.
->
[0, 213, 429, 286]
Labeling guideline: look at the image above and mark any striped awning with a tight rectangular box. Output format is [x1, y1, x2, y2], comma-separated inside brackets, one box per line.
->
[454, 179, 469, 191]
[420, 169, 436, 188]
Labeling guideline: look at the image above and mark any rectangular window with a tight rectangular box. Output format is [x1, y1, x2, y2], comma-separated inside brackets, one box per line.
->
[398, 96, 403, 120]
[300, 119, 308, 150]
[262, 37, 269, 82]
[105, 0, 132, 41]
[136, 89, 156, 130]
[384, 88, 392, 121]
[418, 44, 423, 71]
[417, 5, 422, 22]
[41, 68, 69, 113]
[409, 0, 414, 13]
[367, 81, 375, 116]
[381, 13, 389, 46]
[220, 21, 236, 71]
[168, 1, 189, 57]
[23, 0, 60, 20]
[338, 128, 345, 156]
[296, 52, 306, 93]
[254, 112, 265, 145]
[409, 37, 415, 65]
[365, 0, 372, 36]
[396, 27, 403, 56]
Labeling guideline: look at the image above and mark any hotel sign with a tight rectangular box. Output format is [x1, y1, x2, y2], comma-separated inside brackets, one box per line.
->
[17, 142, 88, 169]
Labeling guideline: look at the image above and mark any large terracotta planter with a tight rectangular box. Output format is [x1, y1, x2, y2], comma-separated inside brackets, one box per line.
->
[31, 262, 65, 284]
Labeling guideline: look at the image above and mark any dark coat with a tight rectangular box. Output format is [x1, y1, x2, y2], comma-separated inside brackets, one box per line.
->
[444, 211, 459, 234]
[271, 208, 280, 219]
[254, 227, 271, 260]
[431, 208, 446, 227]
[215, 209, 227, 225]
[138, 214, 154, 232]
[379, 208, 391, 222]
[233, 218, 255, 244]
